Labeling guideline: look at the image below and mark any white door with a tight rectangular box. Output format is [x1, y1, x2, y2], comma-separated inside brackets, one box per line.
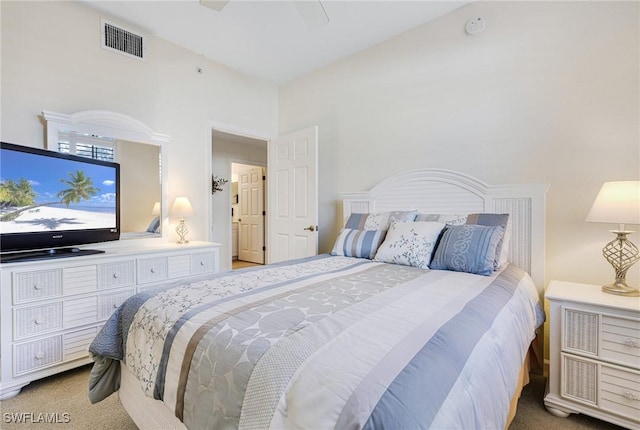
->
[238, 166, 265, 264]
[267, 126, 318, 264]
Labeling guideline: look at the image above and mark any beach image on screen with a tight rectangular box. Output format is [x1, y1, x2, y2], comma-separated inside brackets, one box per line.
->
[0, 149, 117, 234]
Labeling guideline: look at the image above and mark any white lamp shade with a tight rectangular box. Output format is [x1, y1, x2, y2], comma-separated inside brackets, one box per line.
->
[170, 197, 194, 218]
[151, 201, 161, 216]
[586, 181, 640, 225]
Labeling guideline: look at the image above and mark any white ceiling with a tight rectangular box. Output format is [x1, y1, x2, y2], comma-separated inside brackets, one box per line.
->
[80, 0, 469, 85]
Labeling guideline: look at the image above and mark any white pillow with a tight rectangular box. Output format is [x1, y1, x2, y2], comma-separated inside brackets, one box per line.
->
[374, 221, 445, 269]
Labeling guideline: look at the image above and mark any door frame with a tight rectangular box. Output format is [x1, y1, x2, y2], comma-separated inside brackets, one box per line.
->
[207, 121, 270, 271]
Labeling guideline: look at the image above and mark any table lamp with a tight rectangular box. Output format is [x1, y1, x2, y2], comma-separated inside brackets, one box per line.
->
[170, 197, 194, 244]
[585, 181, 640, 296]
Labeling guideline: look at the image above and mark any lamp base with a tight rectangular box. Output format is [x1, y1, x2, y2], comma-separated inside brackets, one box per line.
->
[602, 282, 640, 297]
[599, 230, 640, 297]
[175, 219, 189, 245]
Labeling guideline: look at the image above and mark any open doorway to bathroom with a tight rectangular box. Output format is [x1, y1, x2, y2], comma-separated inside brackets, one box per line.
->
[231, 162, 265, 270]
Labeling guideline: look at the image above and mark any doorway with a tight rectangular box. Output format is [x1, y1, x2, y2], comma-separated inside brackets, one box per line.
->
[210, 125, 318, 271]
[211, 129, 267, 272]
[231, 162, 265, 268]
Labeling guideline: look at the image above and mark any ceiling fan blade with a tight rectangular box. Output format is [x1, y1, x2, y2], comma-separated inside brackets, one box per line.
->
[295, 0, 329, 29]
[200, 0, 230, 12]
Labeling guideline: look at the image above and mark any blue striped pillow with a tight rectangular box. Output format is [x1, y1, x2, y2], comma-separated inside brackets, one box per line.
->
[430, 224, 505, 275]
[466, 213, 510, 270]
[331, 228, 386, 259]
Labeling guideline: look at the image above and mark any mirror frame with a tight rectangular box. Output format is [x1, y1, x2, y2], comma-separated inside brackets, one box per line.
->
[42, 110, 170, 239]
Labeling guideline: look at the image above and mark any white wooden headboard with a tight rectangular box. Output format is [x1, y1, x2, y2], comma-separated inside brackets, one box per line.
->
[340, 169, 549, 293]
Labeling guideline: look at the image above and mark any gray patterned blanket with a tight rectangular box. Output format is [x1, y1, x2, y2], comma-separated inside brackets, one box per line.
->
[89, 255, 544, 429]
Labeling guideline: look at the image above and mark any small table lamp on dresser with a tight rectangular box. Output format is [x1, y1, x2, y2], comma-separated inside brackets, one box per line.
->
[586, 181, 640, 297]
[171, 196, 194, 244]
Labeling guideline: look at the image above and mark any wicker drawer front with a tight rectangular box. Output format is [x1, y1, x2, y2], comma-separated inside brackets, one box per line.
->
[601, 315, 640, 369]
[563, 308, 599, 357]
[98, 261, 135, 290]
[600, 364, 640, 422]
[561, 353, 597, 405]
[13, 269, 62, 304]
[137, 257, 168, 284]
[14, 336, 63, 376]
[14, 302, 63, 340]
[191, 251, 216, 274]
[98, 289, 135, 320]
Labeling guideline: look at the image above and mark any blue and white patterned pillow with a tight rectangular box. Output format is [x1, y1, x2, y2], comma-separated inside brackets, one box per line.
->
[373, 221, 445, 269]
[414, 213, 468, 226]
[430, 224, 505, 276]
[345, 211, 417, 231]
[331, 228, 387, 259]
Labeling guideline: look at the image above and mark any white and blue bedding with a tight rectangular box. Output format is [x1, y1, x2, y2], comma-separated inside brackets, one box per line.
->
[89, 254, 544, 430]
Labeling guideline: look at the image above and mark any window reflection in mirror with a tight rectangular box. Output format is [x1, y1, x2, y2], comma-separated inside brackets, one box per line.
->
[44, 110, 168, 239]
[55, 133, 162, 237]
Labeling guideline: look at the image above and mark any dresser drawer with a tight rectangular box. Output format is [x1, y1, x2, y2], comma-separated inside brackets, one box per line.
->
[14, 302, 64, 340]
[98, 260, 135, 290]
[600, 364, 640, 422]
[98, 289, 135, 320]
[14, 336, 63, 376]
[191, 251, 216, 274]
[137, 257, 168, 284]
[12, 269, 62, 304]
[601, 315, 640, 369]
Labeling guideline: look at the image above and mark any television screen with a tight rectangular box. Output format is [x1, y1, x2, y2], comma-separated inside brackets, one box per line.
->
[0, 142, 120, 256]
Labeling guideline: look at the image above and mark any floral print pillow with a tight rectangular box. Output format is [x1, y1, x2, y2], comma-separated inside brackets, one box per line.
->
[374, 221, 445, 269]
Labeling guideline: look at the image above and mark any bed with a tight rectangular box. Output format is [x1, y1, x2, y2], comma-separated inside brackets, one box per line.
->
[88, 168, 548, 430]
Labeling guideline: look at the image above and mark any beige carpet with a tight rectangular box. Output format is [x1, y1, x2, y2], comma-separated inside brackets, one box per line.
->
[0, 366, 627, 430]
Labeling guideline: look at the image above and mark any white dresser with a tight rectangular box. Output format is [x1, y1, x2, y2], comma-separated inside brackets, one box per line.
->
[0, 240, 220, 400]
[544, 280, 640, 429]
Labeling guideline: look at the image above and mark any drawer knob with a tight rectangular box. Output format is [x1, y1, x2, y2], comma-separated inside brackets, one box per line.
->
[623, 391, 639, 401]
[33, 284, 42, 291]
[112, 273, 119, 279]
[35, 352, 45, 360]
[624, 339, 639, 348]
[34, 318, 43, 325]
[200, 261, 205, 266]
[113, 303, 119, 309]
[150, 268, 155, 274]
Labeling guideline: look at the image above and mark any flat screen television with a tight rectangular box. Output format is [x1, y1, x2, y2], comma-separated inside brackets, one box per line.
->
[0, 142, 120, 262]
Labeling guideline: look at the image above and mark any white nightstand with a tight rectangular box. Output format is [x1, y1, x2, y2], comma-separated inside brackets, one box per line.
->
[544, 280, 640, 429]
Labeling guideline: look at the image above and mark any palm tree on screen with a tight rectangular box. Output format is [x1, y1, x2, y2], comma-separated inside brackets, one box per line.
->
[57, 170, 100, 207]
[0, 170, 100, 221]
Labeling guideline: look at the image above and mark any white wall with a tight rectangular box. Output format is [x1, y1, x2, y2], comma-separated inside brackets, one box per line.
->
[118, 140, 161, 233]
[279, 1, 640, 288]
[1, 1, 278, 243]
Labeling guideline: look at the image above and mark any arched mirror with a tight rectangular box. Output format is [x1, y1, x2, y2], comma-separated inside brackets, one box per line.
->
[42, 110, 169, 239]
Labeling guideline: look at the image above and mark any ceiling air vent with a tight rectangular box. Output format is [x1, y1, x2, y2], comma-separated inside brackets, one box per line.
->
[101, 19, 145, 60]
